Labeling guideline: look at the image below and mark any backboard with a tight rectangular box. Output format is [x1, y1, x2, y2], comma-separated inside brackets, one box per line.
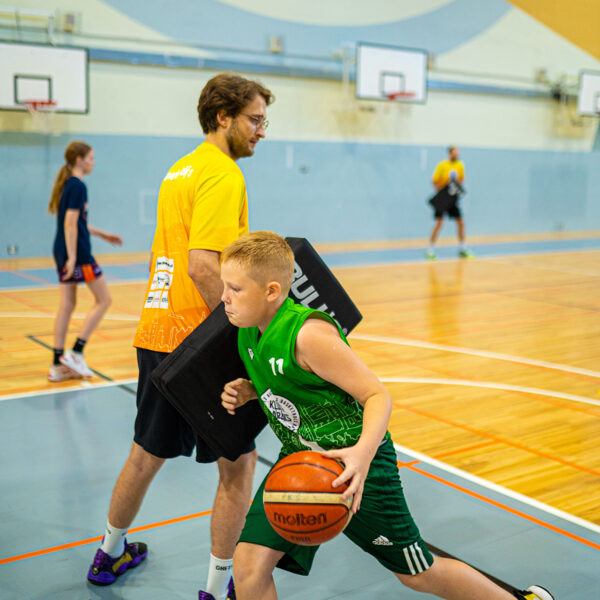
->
[577, 71, 600, 116]
[356, 42, 427, 103]
[0, 41, 88, 113]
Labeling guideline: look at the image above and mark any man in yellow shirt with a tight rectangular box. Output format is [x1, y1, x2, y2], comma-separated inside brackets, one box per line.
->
[426, 146, 473, 259]
[87, 74, 273, 600]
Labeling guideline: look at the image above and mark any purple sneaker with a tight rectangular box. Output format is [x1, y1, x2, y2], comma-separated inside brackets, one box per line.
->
[87, 539, 148, 586]
[198, 577, 235, 600]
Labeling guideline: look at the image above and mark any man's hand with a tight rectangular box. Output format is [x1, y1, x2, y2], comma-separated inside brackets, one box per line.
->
[322, 444, 373, 514]
[221, 378, 257, 414]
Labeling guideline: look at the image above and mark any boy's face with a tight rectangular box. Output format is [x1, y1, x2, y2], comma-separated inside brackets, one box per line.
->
[221, 260, 272, 328]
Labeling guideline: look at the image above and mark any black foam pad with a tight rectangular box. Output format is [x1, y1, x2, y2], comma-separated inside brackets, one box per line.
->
[150, 237, 362, 461]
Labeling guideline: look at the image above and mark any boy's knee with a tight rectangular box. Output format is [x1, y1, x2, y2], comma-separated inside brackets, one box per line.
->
[396, 567, 436, 593]
[233, 544, 255, 584]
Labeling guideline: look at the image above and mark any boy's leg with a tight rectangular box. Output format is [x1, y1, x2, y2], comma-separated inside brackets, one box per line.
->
[395, 556, 517, 599]
[233, 542, 284, 600]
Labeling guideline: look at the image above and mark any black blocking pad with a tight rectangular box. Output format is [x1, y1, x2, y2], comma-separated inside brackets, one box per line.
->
[150, 237, 362, 461]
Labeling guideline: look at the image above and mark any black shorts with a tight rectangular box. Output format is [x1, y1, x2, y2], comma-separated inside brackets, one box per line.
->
[434, 201, 461, 219]
[133, 347, 255, 463]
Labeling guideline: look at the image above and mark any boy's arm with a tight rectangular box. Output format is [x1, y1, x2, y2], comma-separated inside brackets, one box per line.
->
[296, 318, 392, 513]
[221, 378, 258, 415]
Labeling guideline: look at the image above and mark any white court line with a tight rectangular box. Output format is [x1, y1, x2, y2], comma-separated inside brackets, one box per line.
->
[394, 442, 600, 536]
[380, 376, 600, 408]
[0, 312, 139, 321]
[351, 333, 600, 379]
[0, 378, 138, 402]
[0, 278, 146, 293]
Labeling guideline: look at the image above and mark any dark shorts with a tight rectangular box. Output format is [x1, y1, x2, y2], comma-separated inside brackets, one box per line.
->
[56, 261, 103, 283]
[134, 347, 256, 463]
[434, 201, 461, 220]
[239, 438, 433, 576]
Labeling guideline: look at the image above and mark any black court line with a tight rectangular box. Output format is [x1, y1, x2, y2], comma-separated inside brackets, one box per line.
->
[26, 334, 137, 397]
[255, 454, 517, 595]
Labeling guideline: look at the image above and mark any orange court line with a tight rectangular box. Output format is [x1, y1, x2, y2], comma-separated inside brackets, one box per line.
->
[0, 509, 212, 565]
[9, 270, 54, 286]
[2, 461, 599, 566]
[432, 440, 498, 459]
[396, 402, 600, 477]
[406, 463, 600, 552]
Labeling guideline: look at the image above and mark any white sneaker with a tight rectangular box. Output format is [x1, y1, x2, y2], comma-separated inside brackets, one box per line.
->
[60, 349, 94, 378]
[516, 585, 554, 600]
[48, 364, 81, 382]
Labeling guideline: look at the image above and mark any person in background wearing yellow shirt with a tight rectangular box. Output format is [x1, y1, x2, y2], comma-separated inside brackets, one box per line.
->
[86, 74, 273, 600]
[426, 146, 473, 260]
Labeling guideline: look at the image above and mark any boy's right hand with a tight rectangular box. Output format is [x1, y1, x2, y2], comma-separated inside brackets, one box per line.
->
[221, 378, 257, 415]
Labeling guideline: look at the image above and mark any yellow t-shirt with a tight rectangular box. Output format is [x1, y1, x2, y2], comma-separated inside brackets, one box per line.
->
[133, 142, 249, 353]
[432, 159, 465, 188]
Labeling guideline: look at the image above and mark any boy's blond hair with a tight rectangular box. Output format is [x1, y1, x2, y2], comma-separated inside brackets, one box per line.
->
[221, 231, 295, 292]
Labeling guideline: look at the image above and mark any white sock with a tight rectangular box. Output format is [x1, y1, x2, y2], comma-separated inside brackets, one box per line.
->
[205, 554, 233, 600]
[459, 242, 467, 251]
[101, 521, 127, 557]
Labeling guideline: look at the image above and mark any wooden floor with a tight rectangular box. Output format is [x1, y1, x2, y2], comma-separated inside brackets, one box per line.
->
[1, 248, 599, 526]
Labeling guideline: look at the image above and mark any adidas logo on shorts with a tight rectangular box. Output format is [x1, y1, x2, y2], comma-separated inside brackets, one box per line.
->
[372, 535, 393, 546]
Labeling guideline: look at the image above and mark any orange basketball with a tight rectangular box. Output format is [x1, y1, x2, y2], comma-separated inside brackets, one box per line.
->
[263, 451, 353, 546]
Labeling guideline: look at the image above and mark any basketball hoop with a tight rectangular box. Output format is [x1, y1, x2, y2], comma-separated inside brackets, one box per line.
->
[23, 100, 59, 135]
[24, 99, 57, 114]
[386, 91, 416, 102]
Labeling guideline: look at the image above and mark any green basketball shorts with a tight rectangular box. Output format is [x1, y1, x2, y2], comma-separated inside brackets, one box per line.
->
[238, 438, 433, 576]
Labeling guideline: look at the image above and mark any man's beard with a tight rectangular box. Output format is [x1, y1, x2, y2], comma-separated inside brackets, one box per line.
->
[226, 121, 254, 160]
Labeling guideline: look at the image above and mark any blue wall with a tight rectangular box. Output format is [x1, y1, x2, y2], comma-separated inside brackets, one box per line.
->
[2, 132, 599, 258]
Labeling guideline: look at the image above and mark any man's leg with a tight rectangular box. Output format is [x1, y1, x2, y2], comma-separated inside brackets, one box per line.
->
[233, 542, 284, 600]
[202, 450, 257, 599]
[211, 450, 257, 556]
[427, 217, 444, 258]
[87, 443, 163, 586]
[456, 217, 466, 245]
[108, 441, 165, 530]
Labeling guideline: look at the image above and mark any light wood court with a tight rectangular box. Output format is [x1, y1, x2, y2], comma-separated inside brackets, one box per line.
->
[338, 250, 600, 526]
[1, 248, 599, 527]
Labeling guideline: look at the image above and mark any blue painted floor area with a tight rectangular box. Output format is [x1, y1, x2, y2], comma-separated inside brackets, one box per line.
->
[321, 236, 600, 267]
[1, 237, 600, 289]
[1, 386, 597, 599]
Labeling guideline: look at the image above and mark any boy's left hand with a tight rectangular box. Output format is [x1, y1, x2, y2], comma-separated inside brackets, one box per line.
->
[322, 445, 372, 514]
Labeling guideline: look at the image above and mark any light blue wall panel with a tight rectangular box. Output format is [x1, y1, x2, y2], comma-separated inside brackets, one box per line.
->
[1, 133, 599, 258]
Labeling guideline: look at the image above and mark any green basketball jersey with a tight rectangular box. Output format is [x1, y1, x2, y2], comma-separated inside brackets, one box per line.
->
[238, 298, 390, 455]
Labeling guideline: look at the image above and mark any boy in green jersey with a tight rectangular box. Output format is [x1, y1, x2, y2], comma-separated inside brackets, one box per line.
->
[219, 231, 553, 600]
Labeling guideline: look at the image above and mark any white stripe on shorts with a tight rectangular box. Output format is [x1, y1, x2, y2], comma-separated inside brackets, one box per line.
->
[403, 546, 416, 575]
[415, 542, 431, 570]
[409, 543, 425, 573]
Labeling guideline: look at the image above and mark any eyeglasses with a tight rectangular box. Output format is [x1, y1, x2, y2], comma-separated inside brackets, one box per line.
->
[241, 113, 269, 131]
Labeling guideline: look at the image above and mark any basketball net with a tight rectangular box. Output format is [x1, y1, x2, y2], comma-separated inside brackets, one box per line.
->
[386, 91, 416, 102]
[24, 100, 58, 135]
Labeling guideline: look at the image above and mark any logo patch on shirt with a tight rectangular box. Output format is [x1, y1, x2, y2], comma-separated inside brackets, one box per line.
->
[248, 348, 254, 360]
[261, 389, 300, 432]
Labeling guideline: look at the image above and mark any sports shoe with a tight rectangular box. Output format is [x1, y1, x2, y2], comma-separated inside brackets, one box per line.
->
[87, 539, 148, 586]
[514, 585, 554, 600]
[60, 349, 94, 378]
[425, 249, 437, 260]
[47, 364, 81, 382]
[198, 577, 236, 600]
[458, 249, 475, 258]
